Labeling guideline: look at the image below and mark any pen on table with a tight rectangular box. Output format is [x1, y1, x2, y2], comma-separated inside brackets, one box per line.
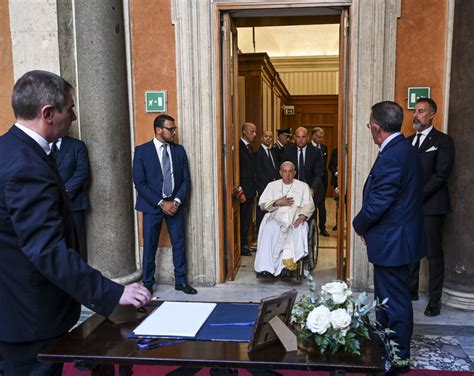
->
[137, 339, 186, 350]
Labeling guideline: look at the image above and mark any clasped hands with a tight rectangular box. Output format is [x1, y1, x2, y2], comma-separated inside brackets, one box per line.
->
[160, 201, 179, 216]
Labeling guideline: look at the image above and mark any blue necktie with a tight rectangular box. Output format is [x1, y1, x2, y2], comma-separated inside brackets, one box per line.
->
[162, 144, 173, 197]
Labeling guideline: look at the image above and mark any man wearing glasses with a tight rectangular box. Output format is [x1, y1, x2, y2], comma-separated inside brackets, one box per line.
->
[133, 114, 197, 295]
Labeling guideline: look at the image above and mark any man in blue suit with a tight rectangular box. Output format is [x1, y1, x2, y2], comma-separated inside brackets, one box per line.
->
[53, 135, 90, 260]
[0, 70, 150, 375]
[133, 114, 197, 295]
[353, 101, 425, 375]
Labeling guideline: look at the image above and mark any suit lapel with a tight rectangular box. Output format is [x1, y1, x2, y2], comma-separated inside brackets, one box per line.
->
[149, 141, 163, 175]
[418, 128, 436, 153]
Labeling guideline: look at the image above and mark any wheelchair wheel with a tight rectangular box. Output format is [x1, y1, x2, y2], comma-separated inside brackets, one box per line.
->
[307, 219, 319, 271]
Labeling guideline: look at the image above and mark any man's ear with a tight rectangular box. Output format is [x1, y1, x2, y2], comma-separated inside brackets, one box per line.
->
[40, 105, 54, 122]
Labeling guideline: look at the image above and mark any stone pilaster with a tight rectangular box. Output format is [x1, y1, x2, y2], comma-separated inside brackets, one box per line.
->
[171, 0, 218, 285]
[349, 0, 401, 290]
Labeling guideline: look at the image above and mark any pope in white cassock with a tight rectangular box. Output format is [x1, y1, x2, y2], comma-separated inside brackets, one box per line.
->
[254, 161, 315, 278]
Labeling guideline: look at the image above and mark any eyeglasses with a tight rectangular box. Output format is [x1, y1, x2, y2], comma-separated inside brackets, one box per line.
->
[162, 126, 177, 133]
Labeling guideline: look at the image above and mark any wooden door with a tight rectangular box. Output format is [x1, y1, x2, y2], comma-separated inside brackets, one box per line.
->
[221, 13, 241, 280]
[337, 8, 350, 280]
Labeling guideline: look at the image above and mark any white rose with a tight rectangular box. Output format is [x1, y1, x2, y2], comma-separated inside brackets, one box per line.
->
[306, 305, 331, 335]
[322, 281, 352, 304]
[330, 308, 352, 336]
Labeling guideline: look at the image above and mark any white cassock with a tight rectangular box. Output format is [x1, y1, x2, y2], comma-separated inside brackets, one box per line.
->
[254, 179, 315, 276]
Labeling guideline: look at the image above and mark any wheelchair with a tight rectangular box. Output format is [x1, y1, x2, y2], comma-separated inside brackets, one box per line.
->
[294, 218, 319, 281]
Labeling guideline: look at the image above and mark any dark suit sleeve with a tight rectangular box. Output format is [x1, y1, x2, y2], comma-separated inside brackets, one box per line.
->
[63, 141, 89, 195]
[5, 163, 123, 317]
[352, 155, 402, 235]
[423, 135, 455, 201]
[132, 146, 162, 207]
[174, 147, 191, 205]
[329, 149, 338, 188]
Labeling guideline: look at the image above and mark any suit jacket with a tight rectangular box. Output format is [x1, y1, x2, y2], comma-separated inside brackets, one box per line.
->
[352, 134, 426, 266]
[271, 142, 285, 168]
[316, 143, 329, 188]
[239, 139, 256, 199]
[282, 143, 325, 203]
[0, 126, 123, 342]
[407, 128, 455, 215]
[133, 140, 191, 213]
[329, 148, 338, 189]
[56, 136, 90, 211]
[255, 145, 280, 194]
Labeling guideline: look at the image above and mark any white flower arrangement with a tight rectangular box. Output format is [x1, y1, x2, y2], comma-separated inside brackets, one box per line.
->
[290, 273, 401, 360]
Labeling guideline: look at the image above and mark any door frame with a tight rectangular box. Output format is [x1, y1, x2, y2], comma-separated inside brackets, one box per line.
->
[213, 0, 353, 282]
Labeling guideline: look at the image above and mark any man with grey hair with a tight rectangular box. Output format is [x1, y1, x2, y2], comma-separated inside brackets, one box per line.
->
[255, 161, 314, 278]
[0, 70, 150, 375]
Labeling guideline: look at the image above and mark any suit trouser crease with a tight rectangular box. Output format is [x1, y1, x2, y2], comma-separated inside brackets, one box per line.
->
[373, 264, 413, 360]
[143, 210, 187, 286]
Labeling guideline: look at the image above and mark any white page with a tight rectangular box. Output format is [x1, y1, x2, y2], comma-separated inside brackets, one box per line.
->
[133, 301, 217, 337]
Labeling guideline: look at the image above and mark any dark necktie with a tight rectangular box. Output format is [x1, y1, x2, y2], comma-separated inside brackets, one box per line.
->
[298, 148, 305, 182]
[247, 143, 252, 153]
[50, 141, 59, 160]
[266, 148, 275, 169]
[414, 133, 422, 149]
[161, 144, 173, 197]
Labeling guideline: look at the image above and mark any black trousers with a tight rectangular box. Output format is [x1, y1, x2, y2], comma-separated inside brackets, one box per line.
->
[409, 215, 445, 302]
[240, 198, 254, 248]
[0, 336, 63, 376]
[316, 199, 327, 231]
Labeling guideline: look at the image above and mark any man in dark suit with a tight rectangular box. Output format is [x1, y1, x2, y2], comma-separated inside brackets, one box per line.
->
[353, 101, 425, 375]
[239, 122, 257, 256]
[0, 70, 150, 375]
[282, 127, 325, 214]
[53, 135, 90, 260]
[271, 128, 291, 166]
[311, 127, 330, 236]
[255, 130, 280, 232]
[133, 114, 197, 295]
[408, 97, 455, 317]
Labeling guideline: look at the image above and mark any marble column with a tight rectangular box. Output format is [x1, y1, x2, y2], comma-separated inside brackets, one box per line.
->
[349, 0, 401, 290]
[171, 0, 218, 286]
[442, 0, 474, 311]
[74, 0, 139, 281]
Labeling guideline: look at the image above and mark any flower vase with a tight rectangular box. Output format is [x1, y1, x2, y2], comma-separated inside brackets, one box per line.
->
[296, 335, 318, 354]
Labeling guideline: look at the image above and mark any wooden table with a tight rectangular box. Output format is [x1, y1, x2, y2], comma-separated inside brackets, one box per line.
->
[38, 302, 384, 375]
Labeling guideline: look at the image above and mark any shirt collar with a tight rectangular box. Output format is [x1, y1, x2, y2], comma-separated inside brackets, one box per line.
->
[417, 125, 433, 136]
[15, 122, 51, 154]
[153, 137, 167, 149]
[380, 132, 401, 152]
[241, 138, 249, 146]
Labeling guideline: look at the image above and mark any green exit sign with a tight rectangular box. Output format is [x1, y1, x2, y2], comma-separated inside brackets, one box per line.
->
[145, 91, 166, 112]
[407, 87, 430, 109]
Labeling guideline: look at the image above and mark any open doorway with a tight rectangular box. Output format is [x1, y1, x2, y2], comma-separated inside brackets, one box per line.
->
[218, 6, 350, 284]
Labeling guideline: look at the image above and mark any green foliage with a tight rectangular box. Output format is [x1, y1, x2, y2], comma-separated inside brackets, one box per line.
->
[291, 280, 402, 357]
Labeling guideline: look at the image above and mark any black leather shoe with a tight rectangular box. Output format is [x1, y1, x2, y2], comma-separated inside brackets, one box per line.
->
[175, 283, 197, 295]
[424, 300, 441, 316]
[256, 271, 274, 279]
[244, 245, 256, 253]
[241, 248, 252, 256]
[320, 229, 330, 237]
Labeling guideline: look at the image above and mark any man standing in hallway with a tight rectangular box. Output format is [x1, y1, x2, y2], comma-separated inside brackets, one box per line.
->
[52, 135, 90, 260]
[283, 127, 325, 219]
[408, 97, 455, 317]
[239, 122, 257, 256]
[311, 127, 329, 236]
[0, 70, 150, 375]
[272, 128, 291, 166]
[353, 101, 425, 375]
[255, 130, 280, 233]
[133, 114, 197, 295]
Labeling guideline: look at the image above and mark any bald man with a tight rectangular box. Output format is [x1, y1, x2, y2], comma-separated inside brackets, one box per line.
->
[255, 130, 280, 232]
[282, 127, 325, 213]
[239, 122, 257, 256]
